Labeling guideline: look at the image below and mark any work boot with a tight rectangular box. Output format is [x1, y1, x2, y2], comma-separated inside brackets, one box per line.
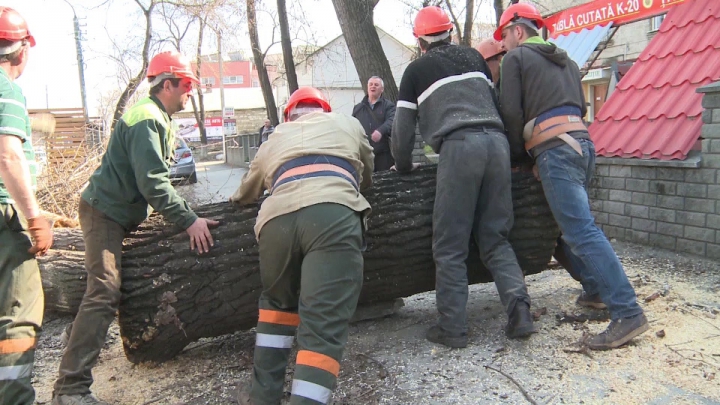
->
[60, 323, 72, 347]
[52, 394, 109, 405]
[425, 325, 468, 348]
[505, 302, 537, 339]
[576, 291, 607, 310]
[586, 313, 649, 350]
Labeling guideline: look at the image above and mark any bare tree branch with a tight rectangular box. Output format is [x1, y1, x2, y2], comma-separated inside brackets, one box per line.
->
[247, 0, 279, 124]
[444, 0, 464, 43]
[111, 0, 156, 129]
[277, 0, 298, 93]
[462, 0, 474, 46]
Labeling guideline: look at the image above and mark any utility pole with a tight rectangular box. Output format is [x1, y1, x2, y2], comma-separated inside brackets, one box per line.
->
[64, 1, 89, 123]
[217, 30, 227, 161]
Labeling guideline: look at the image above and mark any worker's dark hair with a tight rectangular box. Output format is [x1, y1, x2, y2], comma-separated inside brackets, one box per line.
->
[0, 39, 26, 64]
[149, 77, 182, 96]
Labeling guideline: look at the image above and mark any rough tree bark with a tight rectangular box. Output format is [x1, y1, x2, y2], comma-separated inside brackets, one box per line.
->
[111, 0, 155, 130]
[39, 229, 87, 315]
[330, 0, 399, 102]
[277, 0, 298, 94]
[39, 167, 560, 363]
[247, 0, 279, 125]
[116, 167, 557, 363]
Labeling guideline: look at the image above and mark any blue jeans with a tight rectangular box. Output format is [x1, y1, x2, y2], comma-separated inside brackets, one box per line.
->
[536, 139, 642, 320]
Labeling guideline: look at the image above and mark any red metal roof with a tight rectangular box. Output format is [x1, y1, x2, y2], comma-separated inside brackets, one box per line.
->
[589, 0, 720, 160]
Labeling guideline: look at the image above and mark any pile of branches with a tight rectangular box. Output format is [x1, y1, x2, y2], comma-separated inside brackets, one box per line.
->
[36, 142, 104, 227]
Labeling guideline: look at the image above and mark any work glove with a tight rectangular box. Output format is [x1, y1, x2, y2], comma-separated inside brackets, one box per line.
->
[27, 216, 53, 256]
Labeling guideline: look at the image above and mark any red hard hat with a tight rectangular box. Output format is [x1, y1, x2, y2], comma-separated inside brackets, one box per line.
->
[147, 51, 199, 84]
[477, 38, 505, 60]
[413, 6, 453, 38]
[0, 7, 35, 47]
[494, 3, 544, 41]
[284, 87, 331, 120]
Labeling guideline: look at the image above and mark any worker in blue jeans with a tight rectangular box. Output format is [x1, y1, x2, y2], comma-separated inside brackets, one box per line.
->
[496, 3, 648, 350]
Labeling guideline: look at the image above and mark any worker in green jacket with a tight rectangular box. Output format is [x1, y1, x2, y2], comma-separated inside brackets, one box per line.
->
[52, 51, 219, 405]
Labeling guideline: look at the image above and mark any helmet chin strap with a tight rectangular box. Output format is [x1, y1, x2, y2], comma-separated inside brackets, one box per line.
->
[418, 30, 450, 43]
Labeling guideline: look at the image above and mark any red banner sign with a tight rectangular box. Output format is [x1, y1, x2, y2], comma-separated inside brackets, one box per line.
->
[545, 0, 687, 37]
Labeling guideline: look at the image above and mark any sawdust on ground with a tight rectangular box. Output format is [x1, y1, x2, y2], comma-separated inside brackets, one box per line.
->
[32, 241, 720, 405]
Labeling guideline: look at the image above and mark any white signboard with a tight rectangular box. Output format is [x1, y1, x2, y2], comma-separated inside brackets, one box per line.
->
[223, 107, 235, 118]
[174, 117, 224, 143]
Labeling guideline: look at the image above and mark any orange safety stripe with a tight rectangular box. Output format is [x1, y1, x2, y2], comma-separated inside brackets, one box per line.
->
[258, 309, 300, 326]
[273, 164, 358, 189]
[295, 350, 340, 376]
[0, 337, 37, 355]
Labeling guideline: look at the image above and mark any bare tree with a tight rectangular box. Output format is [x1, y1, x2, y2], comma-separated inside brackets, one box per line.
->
[330, 0, 399, 102]
[247, 0, 279, 125]
[400, 0, 496, 45]
[277, 0, 298, 94]
[158, 3, 194, 50]
[111, 0, 157, 129]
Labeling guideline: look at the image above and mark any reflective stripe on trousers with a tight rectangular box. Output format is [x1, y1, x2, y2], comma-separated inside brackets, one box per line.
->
[291, 380, 333, 404]
[0, 364, 32, 381]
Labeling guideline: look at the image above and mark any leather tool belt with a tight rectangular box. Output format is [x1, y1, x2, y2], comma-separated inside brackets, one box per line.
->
[523, 115, 587, 155]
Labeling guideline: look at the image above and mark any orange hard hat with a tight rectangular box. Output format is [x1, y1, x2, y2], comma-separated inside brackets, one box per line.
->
[413, 6, 453, 38]
[0, 7, 35, 47]
[284, 87, 331, 120]
[494, 3, 544, 41]
[477, 38, 505, 61]
[147, 51, 199, 84]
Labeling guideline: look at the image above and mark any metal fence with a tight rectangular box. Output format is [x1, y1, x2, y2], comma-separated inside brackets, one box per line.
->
[225, 132, 260, 168]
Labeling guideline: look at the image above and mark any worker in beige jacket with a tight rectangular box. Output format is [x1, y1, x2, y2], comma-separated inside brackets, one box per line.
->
[231, 86, 374, 405]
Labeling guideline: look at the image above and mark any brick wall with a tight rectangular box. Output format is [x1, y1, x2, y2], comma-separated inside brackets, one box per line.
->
[589, 81, 720, 258]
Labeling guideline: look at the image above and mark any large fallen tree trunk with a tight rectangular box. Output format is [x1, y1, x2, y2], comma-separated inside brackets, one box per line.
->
[40, 229, 87, 315]
[40, 165, 560, 363]
[40, 166, 559, 363]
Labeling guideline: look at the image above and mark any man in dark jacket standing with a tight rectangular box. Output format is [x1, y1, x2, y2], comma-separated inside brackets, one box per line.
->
[392, 6, 536, 349]
[257, 119, 274, 147]
[497, 3, 648, 351]
[352, 76, 396, 171]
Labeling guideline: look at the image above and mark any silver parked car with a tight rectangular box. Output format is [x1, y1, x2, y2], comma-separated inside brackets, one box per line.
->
[170, 137, 197, 184]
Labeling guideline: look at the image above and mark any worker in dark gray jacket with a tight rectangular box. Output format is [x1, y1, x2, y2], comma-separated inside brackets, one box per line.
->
[497, 3, 648, 351]
[391, 6, 536, 349]
[352, 76, 396, 171]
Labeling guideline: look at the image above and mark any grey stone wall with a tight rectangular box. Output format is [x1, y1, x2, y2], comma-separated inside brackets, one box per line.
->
[589, 82, 720, 259]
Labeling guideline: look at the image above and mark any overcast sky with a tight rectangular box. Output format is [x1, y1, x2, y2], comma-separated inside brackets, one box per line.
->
[6, 0, 495, 115]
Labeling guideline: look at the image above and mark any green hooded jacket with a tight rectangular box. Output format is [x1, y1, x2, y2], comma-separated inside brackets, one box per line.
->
[81, 96, 197, 230]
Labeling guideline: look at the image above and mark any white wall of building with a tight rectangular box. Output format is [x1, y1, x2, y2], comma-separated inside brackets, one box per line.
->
[293, 27, 416, 116]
